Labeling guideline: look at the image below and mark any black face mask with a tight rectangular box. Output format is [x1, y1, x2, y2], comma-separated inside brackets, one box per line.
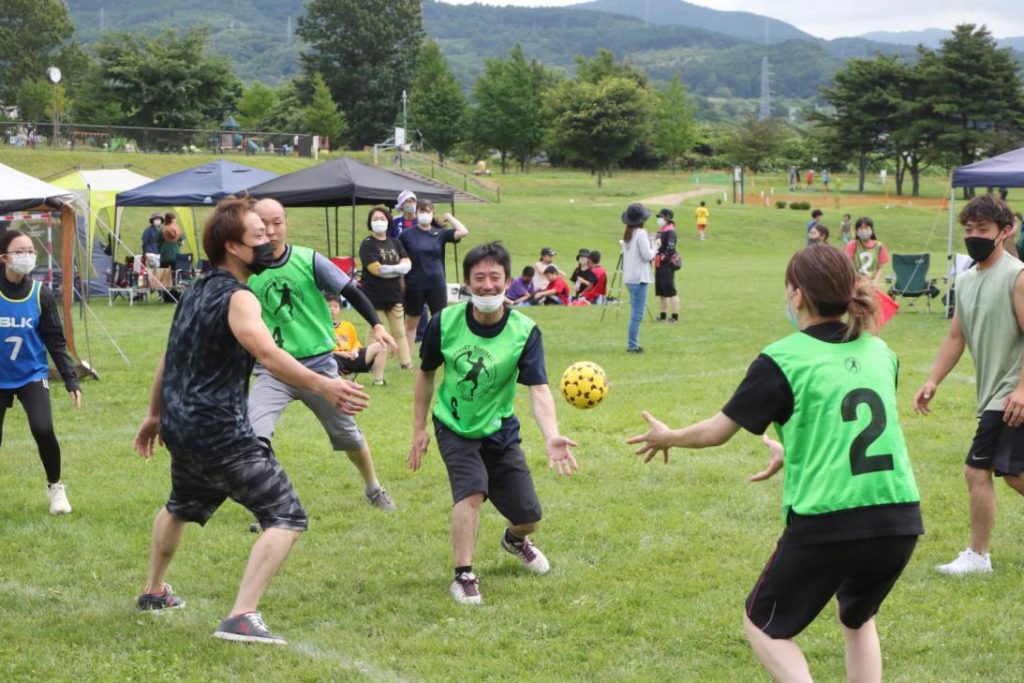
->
[246, 242, 276, 275]
[964, 236, 998, 263]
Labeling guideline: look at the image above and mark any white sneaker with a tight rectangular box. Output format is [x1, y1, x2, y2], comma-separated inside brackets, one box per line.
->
[47, 482, 71, 515]
[501, 534, 550, 575]
[450, 572, 482, 605]
[937, 548, 992, 575]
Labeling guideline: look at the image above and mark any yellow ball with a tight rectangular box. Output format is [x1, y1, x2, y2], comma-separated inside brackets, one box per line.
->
[560, 361, 608, 410]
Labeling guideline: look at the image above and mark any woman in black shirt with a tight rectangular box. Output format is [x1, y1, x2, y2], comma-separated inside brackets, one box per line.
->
[359, 206, 413, 368]
[654, 208, 679, 322]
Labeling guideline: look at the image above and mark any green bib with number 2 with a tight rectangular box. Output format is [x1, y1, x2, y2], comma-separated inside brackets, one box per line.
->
[763, 331, 920, 523]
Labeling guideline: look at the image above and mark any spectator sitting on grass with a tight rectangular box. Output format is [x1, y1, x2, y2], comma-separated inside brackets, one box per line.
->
[570, 248, 598, 300]
[506, 266, 535, 306]
[325, 293, 387, 387]
[532, 265, 569, 305]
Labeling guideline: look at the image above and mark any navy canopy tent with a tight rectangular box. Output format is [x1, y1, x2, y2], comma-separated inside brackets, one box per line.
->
[245, 156, 455, 259]
[116, 159, 278, 207]
[948, 147, 1024, 262]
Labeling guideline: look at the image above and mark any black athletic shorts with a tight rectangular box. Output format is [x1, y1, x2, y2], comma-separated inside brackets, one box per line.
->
[655, 265, 676, 297]
[745, 534, 917, 639]
[334, 348, 372, 375]
[965, 410, 1024, 476]
[434, 421, 542, 525]
[404, 285, 448, 316]
[166, 442, 308, 531]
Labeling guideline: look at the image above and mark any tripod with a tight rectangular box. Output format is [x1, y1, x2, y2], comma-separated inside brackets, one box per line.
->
[600, 252, 654, 322]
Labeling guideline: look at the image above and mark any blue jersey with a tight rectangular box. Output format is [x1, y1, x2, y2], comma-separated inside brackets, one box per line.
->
[0, 280, 49, 388]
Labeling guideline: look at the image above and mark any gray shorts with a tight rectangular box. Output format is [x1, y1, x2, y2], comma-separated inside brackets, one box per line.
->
[434, 421, 542, 525]
[248, 360, 365, 452]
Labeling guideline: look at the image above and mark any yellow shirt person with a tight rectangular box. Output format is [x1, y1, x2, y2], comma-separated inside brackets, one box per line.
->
[695, 202, 710, 241]
[333, 319, 362, 353]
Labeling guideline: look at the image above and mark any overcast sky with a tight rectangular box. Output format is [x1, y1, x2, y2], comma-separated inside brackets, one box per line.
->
[436, 0, 1023, 39]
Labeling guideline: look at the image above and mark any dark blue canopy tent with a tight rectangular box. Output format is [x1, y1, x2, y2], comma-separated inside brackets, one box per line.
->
[116, 159, 278, 207]
[949, 147, 1024, 261]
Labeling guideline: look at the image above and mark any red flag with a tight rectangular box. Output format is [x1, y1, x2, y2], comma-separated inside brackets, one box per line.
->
[875, 290, 900, 329]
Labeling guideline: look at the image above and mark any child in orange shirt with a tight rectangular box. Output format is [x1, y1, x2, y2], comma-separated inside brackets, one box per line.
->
[326, 293, 388, 386]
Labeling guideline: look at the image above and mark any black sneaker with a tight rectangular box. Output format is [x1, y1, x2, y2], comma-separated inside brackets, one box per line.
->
[136, 583, 186, 611]
[626, 346, 644, 354]
[213, 611, 287, 645]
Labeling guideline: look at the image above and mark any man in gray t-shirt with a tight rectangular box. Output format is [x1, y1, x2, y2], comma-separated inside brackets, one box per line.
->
[915, 194, 1024, 576]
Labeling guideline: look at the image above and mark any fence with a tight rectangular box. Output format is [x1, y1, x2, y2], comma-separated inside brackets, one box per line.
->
[399, 151, 502, 203]
[0, 121, 317, 158]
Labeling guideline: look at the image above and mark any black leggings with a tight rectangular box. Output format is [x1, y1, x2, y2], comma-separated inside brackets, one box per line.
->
[0, 380, 62, 483]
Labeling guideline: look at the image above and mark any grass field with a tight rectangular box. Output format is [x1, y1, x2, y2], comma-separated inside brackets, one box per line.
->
[0, 151, 1019, 681]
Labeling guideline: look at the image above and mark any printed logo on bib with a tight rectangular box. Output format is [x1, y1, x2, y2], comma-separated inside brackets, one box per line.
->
[258, 276, 303, 323]
[0, 317, 34, 328]
[452, 345, 496, 401]
[844, 357, 861, 374]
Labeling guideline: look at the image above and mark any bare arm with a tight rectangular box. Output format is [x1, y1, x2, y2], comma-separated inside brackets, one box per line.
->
[444, 213, 469, 240]
[1002, 272, 1024, 426]
[134, 353, 167, 458]
[529, 384, 578, 476]
[228, 290, 369, 414]
[913, 312, 967, 414]
[408, 369, 436, 470]
[626, 411, 742, 464]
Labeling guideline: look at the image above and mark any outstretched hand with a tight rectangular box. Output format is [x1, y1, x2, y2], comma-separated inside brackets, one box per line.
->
[546, 435, 579, 476]
[626, 411, 674, 464]
[749, 433, 783, 482]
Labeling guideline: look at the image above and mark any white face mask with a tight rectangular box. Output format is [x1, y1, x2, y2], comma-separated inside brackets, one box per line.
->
[472, 292, 505, 313]
[579, 257, 588, 267]
[656, 217, 666, 228]
[417, 213, 433, 227]
[403, 202, 416, 214]
[370, 220, 389, 234]
[857, 230, 872, 241]
[8, 253, 36, 275]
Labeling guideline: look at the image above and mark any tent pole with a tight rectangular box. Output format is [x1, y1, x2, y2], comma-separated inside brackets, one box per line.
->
[947, 184, 955, 265]
[334, 206, 340, 259]
[324, 206, 331, 257]
[351, 202, 356, 260]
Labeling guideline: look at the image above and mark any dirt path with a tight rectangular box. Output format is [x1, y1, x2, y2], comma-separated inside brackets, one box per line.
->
[640, 185, 725, 206]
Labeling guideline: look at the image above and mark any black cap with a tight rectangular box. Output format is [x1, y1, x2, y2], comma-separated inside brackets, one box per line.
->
[621, 202, 651, 225]
[541, 247, 556, 257]
[657, 208, 674, 221]
[576, 248, 590, 259]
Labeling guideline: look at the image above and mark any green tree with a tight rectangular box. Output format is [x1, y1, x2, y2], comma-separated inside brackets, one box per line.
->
[915, 24, 1024, 195]
[0, 0, 75, 104]
[470, 44, 552, 173]
[14, 79, 49, 123]
[722, 116, 789, 173]
[304, 73, 347, 143]
[546, 76, 651, 186]
[817, 55, 906, 192]
[652, 75, 696, 172]
[408, 41, 466, 163]
[236, 82, 280, 131]
[95, 28, 242, 129]
[575, 48, 649, 89]
[298, 0, 422, 147]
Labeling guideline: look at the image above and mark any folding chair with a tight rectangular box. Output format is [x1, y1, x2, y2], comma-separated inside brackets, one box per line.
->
[886, 253, 941, 313]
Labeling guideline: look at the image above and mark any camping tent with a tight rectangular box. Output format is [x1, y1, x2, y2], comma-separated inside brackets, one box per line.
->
[115, 160, 278, 261]
[245, 156, 455, 258]
[948, 147, 1024, 261]
[0, 163, 81, 363]
[52, 169, 195, 297]
[116, 160, 278, 208]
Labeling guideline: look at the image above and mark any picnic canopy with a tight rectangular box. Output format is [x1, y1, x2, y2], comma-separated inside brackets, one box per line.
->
[116, 160, 278, 207]
[948, 146, 1024, 261]
[245, 156, 455, 258]
[0, 163, 80, 363]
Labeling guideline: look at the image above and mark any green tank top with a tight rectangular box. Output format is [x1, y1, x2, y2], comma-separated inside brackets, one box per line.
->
[248, 245, 336, 359]
[853, 240, 883, 277]
[762, 332, 920, 523]
[434, 303, 536, 439]
[955, 251, 1024, 415]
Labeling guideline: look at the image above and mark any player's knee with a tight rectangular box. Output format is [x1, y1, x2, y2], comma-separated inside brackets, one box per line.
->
[964, 465, 991, 486]
[1004, 474, 1024, 494]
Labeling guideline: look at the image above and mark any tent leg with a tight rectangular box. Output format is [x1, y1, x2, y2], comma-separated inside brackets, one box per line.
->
[324, 206, 331, 257]
[334, 206, 340, 260]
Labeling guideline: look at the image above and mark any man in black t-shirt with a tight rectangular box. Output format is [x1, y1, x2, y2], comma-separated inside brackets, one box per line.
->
[132, 197, 369, 646]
